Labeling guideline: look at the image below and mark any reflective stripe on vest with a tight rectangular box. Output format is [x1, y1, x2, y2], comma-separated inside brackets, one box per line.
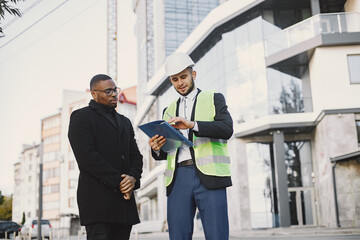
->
[193, 91, 231, 177]
[163, 102, 178, 187]
[162, 90, 231, 187]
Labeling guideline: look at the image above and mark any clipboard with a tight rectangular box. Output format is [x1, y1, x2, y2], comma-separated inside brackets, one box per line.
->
[138, 120, 193, 152]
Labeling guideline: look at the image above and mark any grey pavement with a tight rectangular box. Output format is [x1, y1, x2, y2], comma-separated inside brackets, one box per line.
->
[5, 227, 359, 240]
[128, 233, 360, 240]
[128, 227, 360, 240]
[3, 235, 360, 240]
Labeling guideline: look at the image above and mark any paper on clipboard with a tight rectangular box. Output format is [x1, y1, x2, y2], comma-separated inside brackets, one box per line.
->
[138, 120, 193, 152]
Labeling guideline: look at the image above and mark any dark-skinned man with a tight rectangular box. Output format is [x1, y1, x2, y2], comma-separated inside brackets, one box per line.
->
[68, 74, 143, 240]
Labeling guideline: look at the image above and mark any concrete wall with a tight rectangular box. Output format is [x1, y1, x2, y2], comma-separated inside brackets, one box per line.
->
[335, 159, 360, 227]
[309, 46, 360, 114]
[227, 138, 251, 230]
[312, 113, 359, 227]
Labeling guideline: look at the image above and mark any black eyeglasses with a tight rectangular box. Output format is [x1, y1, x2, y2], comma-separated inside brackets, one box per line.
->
[92, 87, 121, 96]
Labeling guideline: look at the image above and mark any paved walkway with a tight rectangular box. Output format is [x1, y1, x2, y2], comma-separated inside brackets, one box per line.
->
[129, 227, 360, 240]
[5, 227, 359, 240]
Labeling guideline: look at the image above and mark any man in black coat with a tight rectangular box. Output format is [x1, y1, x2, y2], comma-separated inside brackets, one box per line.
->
[68, 74, 143, 240]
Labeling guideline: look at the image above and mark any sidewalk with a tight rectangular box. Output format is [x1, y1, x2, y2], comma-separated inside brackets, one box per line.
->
[230, 226, 360, 237]
[129, 226, 360, 239]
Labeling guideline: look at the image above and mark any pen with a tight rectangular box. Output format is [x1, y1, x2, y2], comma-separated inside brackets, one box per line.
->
[166, 113, 178, 125]
[167, 112, 174, 119]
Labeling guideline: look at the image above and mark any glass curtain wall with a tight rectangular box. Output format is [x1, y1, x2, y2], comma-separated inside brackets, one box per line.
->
[164, 0, 219, 56]
[159, 16, 306, 122]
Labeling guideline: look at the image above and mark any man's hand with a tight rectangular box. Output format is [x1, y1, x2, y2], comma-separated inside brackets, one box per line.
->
[149, 134, 166, 151]
[120, 174, 136, 200]
[168, 116, 195, 130]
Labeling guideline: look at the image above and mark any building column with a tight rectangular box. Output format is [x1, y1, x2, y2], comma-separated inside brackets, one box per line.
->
[310, 0, 321, 15]
[157, 174, 166, 227]
[273, 130, 291, 227]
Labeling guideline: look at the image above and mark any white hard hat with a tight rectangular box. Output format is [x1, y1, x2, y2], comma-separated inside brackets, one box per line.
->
[165, 52, 195, 76]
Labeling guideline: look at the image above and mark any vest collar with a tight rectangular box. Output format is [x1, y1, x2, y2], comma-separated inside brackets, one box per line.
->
[180, 88, 198, 102]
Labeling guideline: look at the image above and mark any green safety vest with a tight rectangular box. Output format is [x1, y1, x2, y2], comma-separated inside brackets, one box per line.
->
[162, 90, 231, 187]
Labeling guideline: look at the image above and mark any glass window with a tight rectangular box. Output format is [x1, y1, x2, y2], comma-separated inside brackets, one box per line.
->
[164, 0, 219, 55]
[284, 141, 313, 188]
[43, 201, 60, 210]
[356, 121, 360, 145]
[69, 179, 77, 189]
[267, 69, 304, 115]
[69, 160, 75, 170]
[348, 55, 360, 84]
[246, 143, 275, 229]
[43, 184, 60, 194]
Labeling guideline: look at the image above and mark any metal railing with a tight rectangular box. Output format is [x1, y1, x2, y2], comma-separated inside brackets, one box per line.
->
[265, 12, 360, 57]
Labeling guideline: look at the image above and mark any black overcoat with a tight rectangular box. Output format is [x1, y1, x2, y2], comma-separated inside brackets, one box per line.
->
[68, 100, 143, 226]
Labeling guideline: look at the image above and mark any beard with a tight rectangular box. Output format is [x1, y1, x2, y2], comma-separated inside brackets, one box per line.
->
[176, 77, 195, 96]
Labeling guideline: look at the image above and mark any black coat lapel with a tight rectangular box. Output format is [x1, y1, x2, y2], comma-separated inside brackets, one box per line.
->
[100, 112, 118, 129]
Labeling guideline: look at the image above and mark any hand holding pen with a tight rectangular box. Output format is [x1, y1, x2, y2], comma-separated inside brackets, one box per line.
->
[167, 113, 195, 130]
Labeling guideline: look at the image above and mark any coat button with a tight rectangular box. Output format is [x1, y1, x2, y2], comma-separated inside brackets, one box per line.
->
[121, 155, 125, 159]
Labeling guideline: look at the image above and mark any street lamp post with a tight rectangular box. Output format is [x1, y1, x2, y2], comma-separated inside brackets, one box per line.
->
[38, 140, 43, 239]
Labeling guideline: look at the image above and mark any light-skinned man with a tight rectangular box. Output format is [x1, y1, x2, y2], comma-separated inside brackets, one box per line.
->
[149, 52, 233, 240]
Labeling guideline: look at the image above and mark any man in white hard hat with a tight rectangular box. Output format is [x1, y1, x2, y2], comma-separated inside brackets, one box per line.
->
[148, 52, 233, 239]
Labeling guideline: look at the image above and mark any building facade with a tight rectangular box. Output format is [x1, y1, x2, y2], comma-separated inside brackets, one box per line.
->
[13, 87, 139, 236]
[59, 89, 91, 236]
[132, 0, 222, 232]
[41, 112, 62, 229]
[133, 0, 360, 232]
[12, 144, 40, 224]
[118, 86, 137, 122]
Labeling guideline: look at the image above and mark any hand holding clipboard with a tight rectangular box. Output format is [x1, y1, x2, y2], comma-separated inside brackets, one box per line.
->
[138, 119, 193, 153]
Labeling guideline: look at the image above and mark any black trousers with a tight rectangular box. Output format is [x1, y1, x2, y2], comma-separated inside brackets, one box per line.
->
[85, 222, 132, 240]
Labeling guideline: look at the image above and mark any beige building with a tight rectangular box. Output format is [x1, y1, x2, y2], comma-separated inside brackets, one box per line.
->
[41, 112, 62, 229]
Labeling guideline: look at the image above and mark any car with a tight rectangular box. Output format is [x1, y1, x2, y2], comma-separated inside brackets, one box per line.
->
[0, 220, 21, 238]
[20, 219, 51, 239]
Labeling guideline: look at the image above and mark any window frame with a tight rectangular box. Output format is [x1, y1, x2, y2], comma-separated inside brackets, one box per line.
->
[347, 54, 360, 84]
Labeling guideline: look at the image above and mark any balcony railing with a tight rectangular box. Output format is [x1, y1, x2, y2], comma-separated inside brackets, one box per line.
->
[265, 12, 360, 57]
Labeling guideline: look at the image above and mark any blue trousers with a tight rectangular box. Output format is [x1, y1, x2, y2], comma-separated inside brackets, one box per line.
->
[167, 165, 229, 240]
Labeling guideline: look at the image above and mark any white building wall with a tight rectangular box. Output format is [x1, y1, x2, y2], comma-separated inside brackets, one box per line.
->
[153, 0, 166, 70]
[227, 138, 251, 230]
[13, 146, 39, 224]
[118, 103, 137, 122]
[309, 45, 360, 114]
[345, 0, 360, 13]
[60, 90, 90, 217]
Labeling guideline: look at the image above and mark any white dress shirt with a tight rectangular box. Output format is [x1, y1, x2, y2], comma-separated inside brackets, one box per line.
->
[154, 88, 199, 162]
[177, 88, 199, 163]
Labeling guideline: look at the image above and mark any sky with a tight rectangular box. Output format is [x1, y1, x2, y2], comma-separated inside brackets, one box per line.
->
[0, 0, 138, 195]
